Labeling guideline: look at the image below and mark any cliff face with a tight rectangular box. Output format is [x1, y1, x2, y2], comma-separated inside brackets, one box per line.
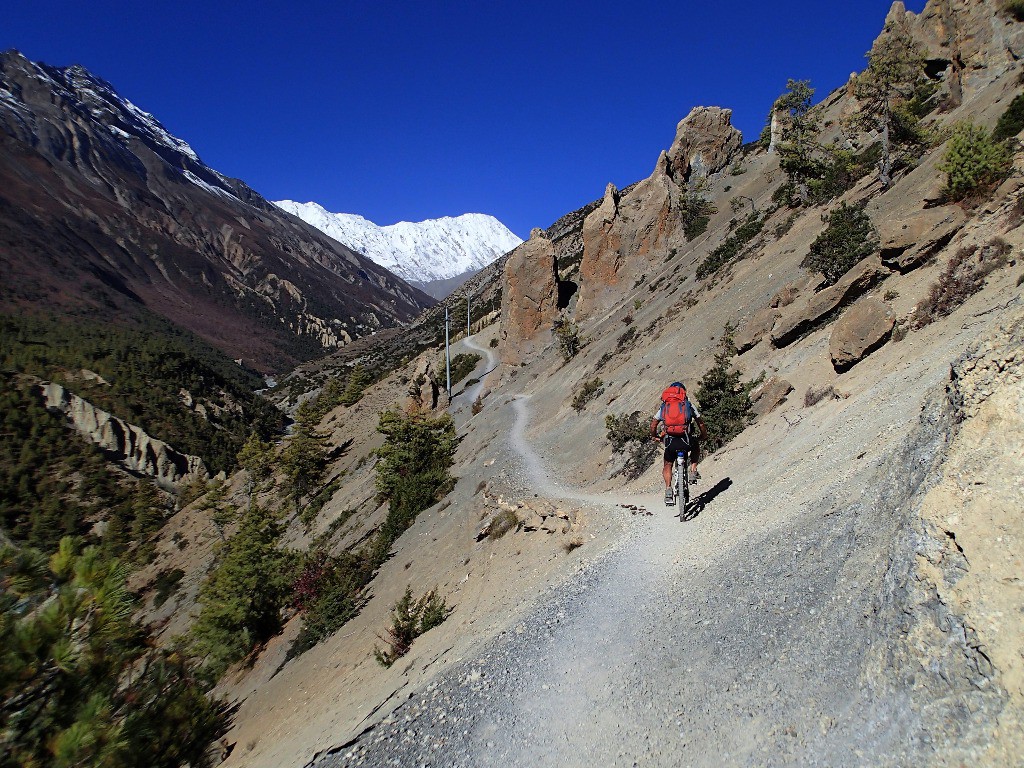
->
[0, 51, 434, 372]
[41, 382, 207, 488]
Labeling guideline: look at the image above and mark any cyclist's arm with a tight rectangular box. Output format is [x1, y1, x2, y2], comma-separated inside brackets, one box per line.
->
[650, 406, 663, 439]
[690, 402, 708, 440]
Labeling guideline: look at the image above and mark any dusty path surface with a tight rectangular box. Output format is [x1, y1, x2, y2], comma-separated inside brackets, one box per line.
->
[307, 305, 1022, 767]
[310, 359, 974, 767]
[454, 334, 498, 406]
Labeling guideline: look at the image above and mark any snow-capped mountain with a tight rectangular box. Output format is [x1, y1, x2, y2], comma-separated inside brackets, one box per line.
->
[274, 201, 523, 286]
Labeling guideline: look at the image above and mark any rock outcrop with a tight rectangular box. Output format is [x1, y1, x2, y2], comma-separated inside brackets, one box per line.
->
[666, 106, 744, 182]
[41, 382, 207, 488]
[577, 156, 680, 320]
[750, 376, 794, 417]
[499, 231, 559, 366]
[771, 256, 892, 348]
[888, 0, 1024, 105]
[829, 297, 896, 371]
[575, 107, 742, 322]
[878, 206, 965, 272]
[735, 307, 782, 353]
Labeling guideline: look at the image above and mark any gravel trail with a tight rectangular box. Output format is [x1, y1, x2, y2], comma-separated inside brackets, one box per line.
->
[311, 343, 994, 767]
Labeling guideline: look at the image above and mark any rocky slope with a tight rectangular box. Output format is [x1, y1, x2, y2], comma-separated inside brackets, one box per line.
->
[0, 51, 434, 372]
[273, 201, 522, 298]
[122, 1, 1024, 766]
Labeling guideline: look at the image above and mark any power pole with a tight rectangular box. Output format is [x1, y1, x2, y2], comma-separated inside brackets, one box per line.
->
[445, 305, 451, 401]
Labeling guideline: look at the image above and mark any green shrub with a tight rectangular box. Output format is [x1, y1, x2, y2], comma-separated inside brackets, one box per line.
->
[489, 337, 499, 348]
[696, 212, 767, 280]
[553, 319, 581, 361]
[993, 93, 1024, 142]
[696, 329, 755, 451]
[572, 378, 604, 412]
[152, 567, 185, 608]
[679, 192, 717, 241]
[939, 122, 1013, 201]
[447, 353, 481, 386]
[604, 411, 658, 480]
[374, 586, 453, 667]
[801, 202, 878, 286]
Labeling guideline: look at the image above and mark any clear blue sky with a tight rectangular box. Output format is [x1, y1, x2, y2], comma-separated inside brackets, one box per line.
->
[4, 0, 924, 239]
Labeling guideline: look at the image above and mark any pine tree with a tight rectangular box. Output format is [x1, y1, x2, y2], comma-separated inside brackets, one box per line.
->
[1, 539, 227, 767]
[237, 432, 274, 497]
[854, 23, 926, 186]
[696, 329, 755, 452]
[189, 505, 295, 676]
[280, 419, 328, 512]
[774, 79, 820, 202]
[375, 408, 459, 541]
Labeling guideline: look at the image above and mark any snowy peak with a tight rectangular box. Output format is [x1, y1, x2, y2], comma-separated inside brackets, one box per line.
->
[274, 200, 523, 284]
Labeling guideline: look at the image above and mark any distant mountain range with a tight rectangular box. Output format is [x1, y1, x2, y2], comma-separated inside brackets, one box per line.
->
[0, 50, 434, 371]
[274, 201, 522, 298]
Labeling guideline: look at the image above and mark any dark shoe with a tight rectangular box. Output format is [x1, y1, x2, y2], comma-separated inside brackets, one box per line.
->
[689, 469, 701, 486]
[664, 487, 675, 506]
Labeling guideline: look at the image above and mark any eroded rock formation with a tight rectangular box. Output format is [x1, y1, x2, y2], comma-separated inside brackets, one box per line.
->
[499, 231, 559, 366]
[576, 107, 742, 321]
[41, 382, 207, 487]
[666, 106, 744, 182]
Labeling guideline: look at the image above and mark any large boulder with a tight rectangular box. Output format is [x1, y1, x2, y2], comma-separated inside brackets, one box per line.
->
[499, 231, 559, 366]
[829, 297, 896, 372]
[878, 206, 965, 272]
[576, 154, 680, 321]
[735, 307, 782, 353]
[750, 376, 794, 417]
[667, 106, 743, 182]
[771, 256, 892, 348]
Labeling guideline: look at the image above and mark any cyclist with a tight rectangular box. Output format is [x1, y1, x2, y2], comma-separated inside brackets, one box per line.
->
[650, 382, 707, 505]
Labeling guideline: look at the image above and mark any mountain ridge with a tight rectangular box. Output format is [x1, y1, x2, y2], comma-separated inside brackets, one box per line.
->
[0, 49, 435, 372]
[274, 200, 522, 289]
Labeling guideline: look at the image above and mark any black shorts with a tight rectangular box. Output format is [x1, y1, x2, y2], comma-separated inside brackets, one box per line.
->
[663, 434, 690, 463]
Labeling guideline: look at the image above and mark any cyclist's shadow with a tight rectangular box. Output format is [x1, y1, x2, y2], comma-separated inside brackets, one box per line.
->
[680, 477, 733, 522]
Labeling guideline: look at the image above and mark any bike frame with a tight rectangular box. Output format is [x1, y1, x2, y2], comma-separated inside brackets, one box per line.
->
[671, 447, 690, 511]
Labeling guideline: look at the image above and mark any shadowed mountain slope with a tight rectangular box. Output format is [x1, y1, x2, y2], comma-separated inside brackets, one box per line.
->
[0, 50, 434, 372]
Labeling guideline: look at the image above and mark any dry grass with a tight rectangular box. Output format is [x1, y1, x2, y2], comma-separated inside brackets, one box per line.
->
[486, 509, 519, 540]
[562, 536, 584, 554]
[804, 384, 837, 407]
[914, 242, 1010, 327]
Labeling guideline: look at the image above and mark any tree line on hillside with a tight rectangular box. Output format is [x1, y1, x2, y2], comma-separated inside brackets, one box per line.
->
[0, 312, 283, 475]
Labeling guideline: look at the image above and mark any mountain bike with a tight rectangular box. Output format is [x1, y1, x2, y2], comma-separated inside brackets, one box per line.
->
[671, 448, 690, 512]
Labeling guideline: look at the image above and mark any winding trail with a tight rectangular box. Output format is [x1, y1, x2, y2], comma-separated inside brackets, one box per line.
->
[314, 322, 978, 767]
[456, 335, 498, 405]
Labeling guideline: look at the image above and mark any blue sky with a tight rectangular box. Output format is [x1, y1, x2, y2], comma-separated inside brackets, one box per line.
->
[4, 1, 925, 238]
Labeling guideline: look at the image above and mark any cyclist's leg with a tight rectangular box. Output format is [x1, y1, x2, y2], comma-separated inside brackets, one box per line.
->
[662, 440, 676, 488]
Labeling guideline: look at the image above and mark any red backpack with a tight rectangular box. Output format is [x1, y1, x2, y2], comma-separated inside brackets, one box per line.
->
[660, 384, 692, 436]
